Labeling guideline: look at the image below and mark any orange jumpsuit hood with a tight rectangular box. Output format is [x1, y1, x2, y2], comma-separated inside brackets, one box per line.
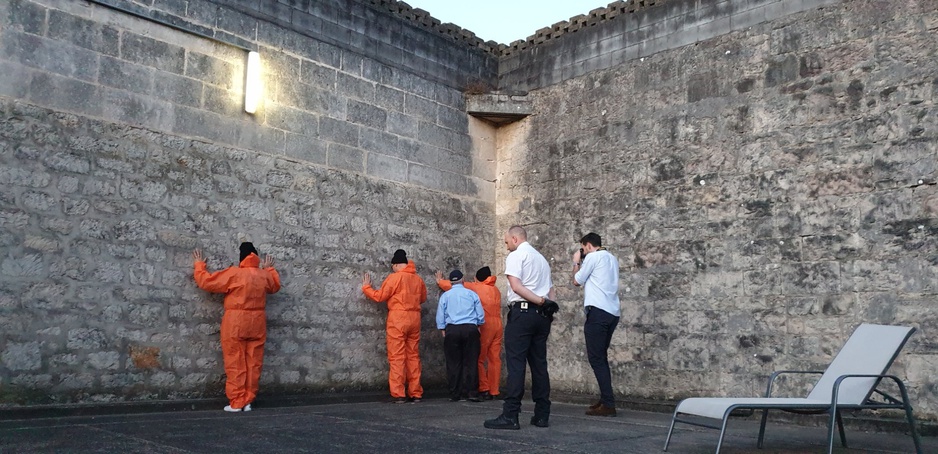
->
[239, 253, 261, 268]
[362, 260, 427, 312]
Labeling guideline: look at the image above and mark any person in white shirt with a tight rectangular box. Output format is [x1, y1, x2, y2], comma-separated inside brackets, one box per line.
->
[484, 225, 556, 430]
[572, 232, 620, 417]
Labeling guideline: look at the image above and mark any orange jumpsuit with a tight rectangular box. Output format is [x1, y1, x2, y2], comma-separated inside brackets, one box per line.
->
[194, 253, 281, 409]
[438, 276, 503, 396]
[362, 260, 427, 399]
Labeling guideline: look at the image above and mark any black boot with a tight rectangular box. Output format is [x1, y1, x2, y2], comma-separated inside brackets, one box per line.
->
[530, 415, 549, 428]
[484, 414, 520, 430]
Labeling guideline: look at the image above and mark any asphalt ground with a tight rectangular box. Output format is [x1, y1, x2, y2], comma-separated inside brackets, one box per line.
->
[0, 393, 933, 453]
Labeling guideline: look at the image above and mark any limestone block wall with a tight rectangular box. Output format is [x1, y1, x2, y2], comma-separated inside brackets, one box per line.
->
[499, 0, 938, 419]
[0, 0, 497, 404]
[499, 0, 842, 92]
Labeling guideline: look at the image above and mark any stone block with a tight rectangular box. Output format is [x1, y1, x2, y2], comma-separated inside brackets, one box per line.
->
[1, 341, 41, 371]
[0, 61, 33, 99]
[403, 94, 438, 123]
[7, 0, 46, 35]
[215, 6, 257, 39]
[266, 104, 319, 136]
[2, 31, 98, 82]
[386, 111, 417, 138]
[121, 32, 186, 75]
[346, 100, 387, 129]
[99, 56, 154, 93]
[327, 143, 364, 172]
[258, 0, 293, 24]
[152, 72, 202, 108]
[172, 106, 239, 145]
[284, 133, 328, 164]
[408, 163, 466, 195]
[340, 50, 364, 76]
[101, 88, 175, 133]
[365, 151, 407, 183]
[87, 352, 121, 370]
[47, 10, 120, 57]
[202, 85, 244, 117]
[336, 72, 375, 102]
[301, 62, 338, 89]
[67, 328, 108, 350]
[318, 41, 342, 68]
[319, 116, 359, 147]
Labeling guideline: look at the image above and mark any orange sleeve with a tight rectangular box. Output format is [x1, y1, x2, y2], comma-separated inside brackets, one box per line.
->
[363, 273, 399, 303]
[266, 267, 281, 293]
[193, 262, 234, 294]
[419, 278, 427, 303]
[437, 279, 452, 291]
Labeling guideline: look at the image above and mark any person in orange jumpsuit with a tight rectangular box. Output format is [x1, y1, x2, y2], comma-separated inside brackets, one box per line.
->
[193, 242, 281, 412]
[362, 249, 428, 403]
[436, 266, 503, 400]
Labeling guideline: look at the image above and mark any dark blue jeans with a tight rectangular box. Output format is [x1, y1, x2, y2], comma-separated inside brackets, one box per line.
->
[584, 306, 619, 407]
[502, 304, 552, 420]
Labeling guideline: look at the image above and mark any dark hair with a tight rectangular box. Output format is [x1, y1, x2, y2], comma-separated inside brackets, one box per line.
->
[391, 249, 407, 264]
[239, 242, 258, 261]
[579, 232, 602, 247]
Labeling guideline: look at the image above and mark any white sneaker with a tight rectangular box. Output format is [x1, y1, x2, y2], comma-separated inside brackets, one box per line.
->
[243, 404, 252, 412]
[223, 405, 242, 412]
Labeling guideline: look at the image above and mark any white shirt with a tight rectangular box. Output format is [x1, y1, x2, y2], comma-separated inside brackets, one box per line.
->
[504, 241, 552, 303]
[574, 249, 620, 316]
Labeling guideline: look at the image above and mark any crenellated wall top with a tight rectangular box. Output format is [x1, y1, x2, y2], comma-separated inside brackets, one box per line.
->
[366, 0, 670, 57]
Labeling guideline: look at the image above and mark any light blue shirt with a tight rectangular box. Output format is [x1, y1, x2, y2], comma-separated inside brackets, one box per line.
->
[574, 249, 621, 317]
[436, 283, 485, 329]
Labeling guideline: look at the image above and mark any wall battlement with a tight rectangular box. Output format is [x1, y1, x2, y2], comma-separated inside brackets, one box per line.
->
[364, 0, 675, 57]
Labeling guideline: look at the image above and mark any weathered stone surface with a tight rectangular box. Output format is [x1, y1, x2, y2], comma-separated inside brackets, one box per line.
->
[1, 342, 41, 371]
[0, 92, 489, 403]
[498, 0, 938, 420]
[1, 0, 936, 424]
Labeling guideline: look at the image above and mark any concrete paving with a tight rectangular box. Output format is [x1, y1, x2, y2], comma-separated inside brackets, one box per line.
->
[0, 395, 933, 453]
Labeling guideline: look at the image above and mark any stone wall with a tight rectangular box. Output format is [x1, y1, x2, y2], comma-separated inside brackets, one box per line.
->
[2, 0, 937, 423]
[0, 0, 496, 404]
[499, 0, 938, 419]
[499, 0, 841, 92]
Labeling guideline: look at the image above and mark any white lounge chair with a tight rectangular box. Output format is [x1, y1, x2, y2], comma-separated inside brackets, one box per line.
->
[663, 323, 922, 453]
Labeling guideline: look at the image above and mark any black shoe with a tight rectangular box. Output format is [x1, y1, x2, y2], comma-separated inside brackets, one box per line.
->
[390, 397, 407, 404]
[530, 416, 549, 428]
[484, 414, 520, 430]
[467, 396, 482, 402]
[409, 397, 421, 403]
[480, 391, 494, 401]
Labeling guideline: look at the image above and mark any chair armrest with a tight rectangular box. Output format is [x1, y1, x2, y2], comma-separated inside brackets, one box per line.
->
[765, 370, 825, 397]
[831, 374, 909, 406]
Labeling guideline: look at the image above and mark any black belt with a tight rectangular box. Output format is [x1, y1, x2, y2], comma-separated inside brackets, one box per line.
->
[510, 301, 544, 313]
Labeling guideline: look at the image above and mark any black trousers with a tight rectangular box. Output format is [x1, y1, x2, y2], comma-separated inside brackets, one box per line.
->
[584, 306, 619, 407]
[502, 303, 552, 419]
[444, 323, 481, 399]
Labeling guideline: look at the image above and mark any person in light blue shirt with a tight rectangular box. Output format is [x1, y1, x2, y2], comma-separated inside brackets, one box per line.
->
[572, 232, 620, 417]
[436, 269, 485, 402]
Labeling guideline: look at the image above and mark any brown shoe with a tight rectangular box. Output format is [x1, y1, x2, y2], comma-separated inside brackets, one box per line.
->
[588, 400, 603, 410]
[585, 404, 617, 417]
